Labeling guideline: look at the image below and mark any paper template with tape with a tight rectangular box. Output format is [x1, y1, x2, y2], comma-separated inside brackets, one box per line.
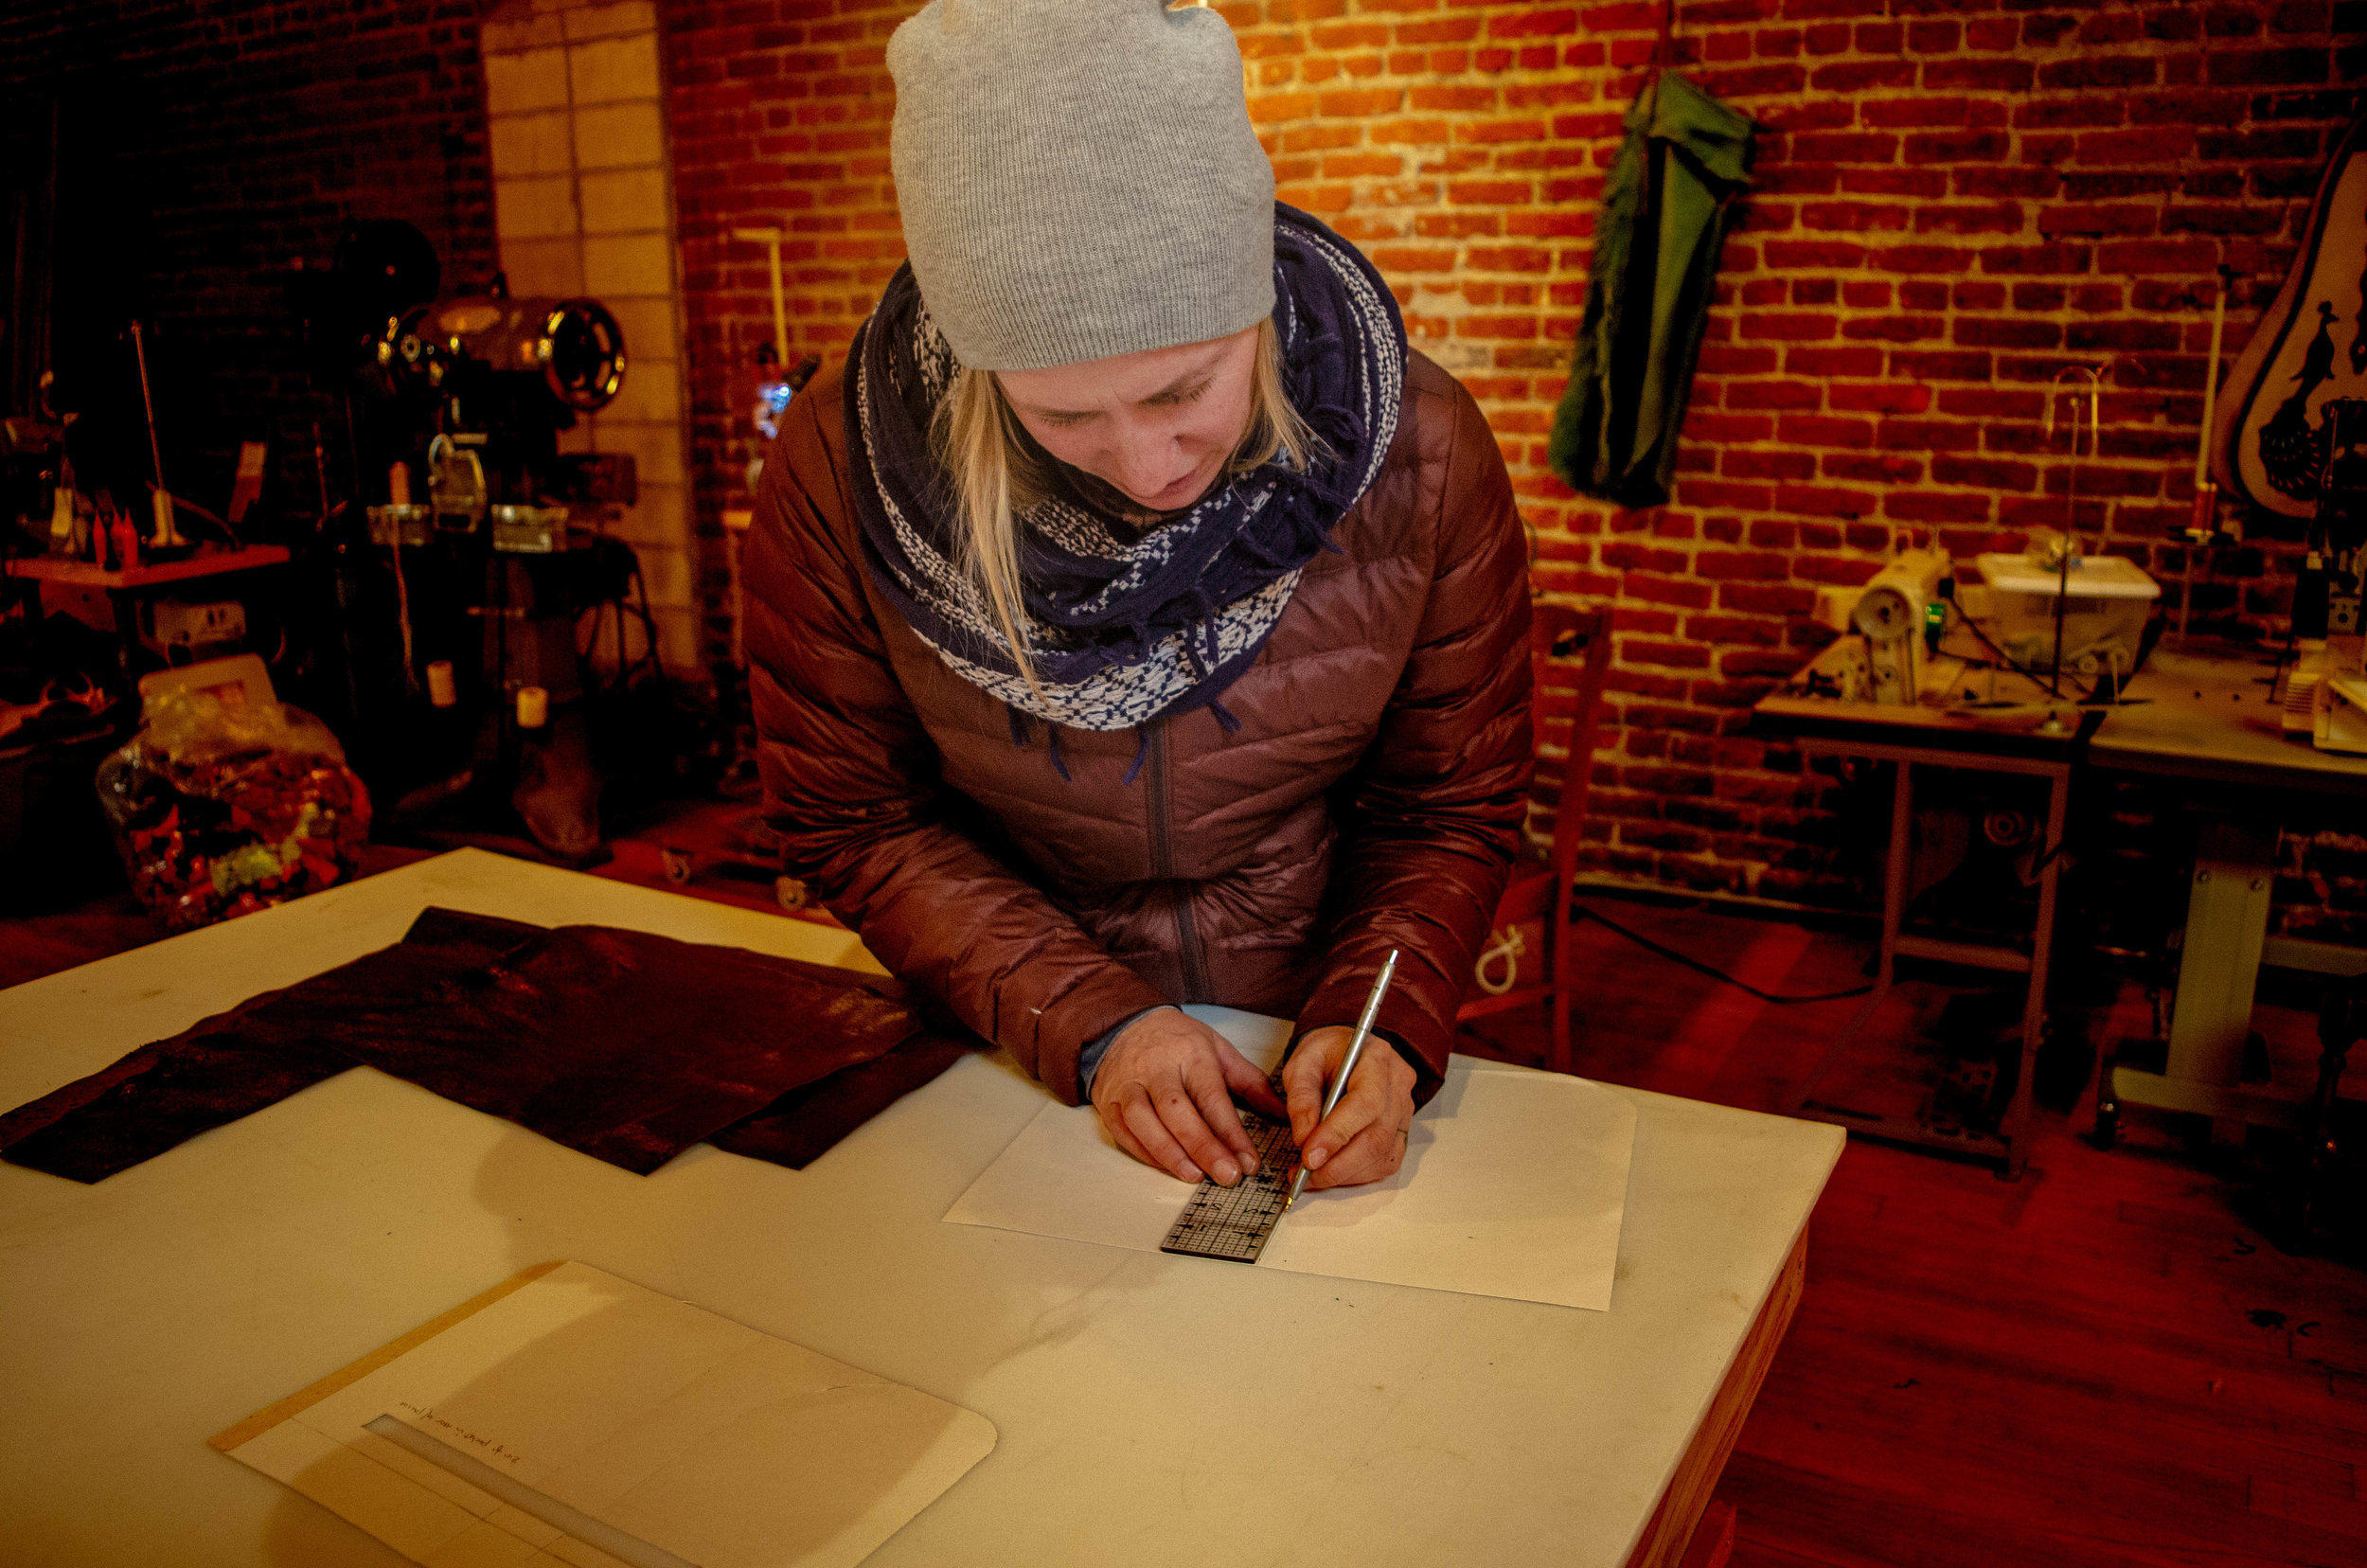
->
[213, 1261, 995, 1568]
[944, 1007, 1637, 1312]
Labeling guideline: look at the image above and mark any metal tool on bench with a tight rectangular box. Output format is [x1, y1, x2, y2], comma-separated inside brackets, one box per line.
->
[1161, 951, 1401, 1263]
[1282, 948, 1399, 1213]
[2285, 400, 2367, 749]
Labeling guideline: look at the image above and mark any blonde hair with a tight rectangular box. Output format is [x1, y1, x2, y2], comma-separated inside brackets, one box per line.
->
[932, 316, 1321, 692]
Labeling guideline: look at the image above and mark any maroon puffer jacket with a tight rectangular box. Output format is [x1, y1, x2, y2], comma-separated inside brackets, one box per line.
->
[744, 348, 1533, 1107]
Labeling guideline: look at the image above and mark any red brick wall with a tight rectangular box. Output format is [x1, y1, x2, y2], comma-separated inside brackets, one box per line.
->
[2, 0, 497, 520]
[662, 0, 2361, 918]
[666, 0, 909, 679]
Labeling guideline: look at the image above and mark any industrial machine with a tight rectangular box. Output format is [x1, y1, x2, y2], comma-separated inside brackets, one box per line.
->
[1802, 541, 2163, 711]
[1850, 546, 1947, 706]
[2274, 400, 2367, 750]
[1806, 546, 1947, 706]
[308, 222, 663, 863]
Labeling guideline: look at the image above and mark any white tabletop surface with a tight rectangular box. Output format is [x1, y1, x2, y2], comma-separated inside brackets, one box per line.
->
[0, 848, 1843, 1568]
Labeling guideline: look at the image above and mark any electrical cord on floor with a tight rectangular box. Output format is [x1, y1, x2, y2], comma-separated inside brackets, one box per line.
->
[1572, 901, 1875, 1006]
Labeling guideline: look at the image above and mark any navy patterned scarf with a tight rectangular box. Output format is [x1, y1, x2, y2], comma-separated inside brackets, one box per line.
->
[845, 204, 1407, 736]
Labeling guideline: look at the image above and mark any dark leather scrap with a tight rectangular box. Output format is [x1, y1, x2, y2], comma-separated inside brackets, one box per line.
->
[0, 914, 522, 1184]
[1, 907, 976, 1182]
[708, 1030, 972, 1169]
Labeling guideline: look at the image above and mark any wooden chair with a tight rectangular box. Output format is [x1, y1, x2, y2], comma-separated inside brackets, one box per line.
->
[1456, 598, 1614, 1075]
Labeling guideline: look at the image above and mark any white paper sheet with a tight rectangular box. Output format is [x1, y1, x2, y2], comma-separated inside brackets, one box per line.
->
[222, 1261, 996, 1568]
[943, 1007, 1635, 1311]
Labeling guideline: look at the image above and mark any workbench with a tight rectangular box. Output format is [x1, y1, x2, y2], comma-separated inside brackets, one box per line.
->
[2087, 642, 2367, 1141]
[1756, 638, 2367, 1163]
[1754, 658, 2082, 1178]
[0, 849, 1842, 1568]
[3, 544, 293, 679]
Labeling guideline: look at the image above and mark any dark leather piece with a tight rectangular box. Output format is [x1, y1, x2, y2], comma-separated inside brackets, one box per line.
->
[0, 1031, 349, 1185]
[1, 908, 973, 1182]
[0, 911, 525, 1182]
[707, 1030, 972, 1169]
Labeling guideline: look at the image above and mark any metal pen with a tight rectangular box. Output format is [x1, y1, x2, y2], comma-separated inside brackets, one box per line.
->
[1282, 948, 1399, 1213]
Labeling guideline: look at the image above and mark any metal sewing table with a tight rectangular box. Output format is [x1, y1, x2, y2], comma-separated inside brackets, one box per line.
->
[1753, 658, 2085, 1179]
[2087, 640, 2367, 1141]
[3, 544, 293, 678]
[1758, 636, 2367, 1169]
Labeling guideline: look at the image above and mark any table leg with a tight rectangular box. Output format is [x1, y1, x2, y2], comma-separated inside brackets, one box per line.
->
[2287, 978, 2362, 1246]
[2164, 820, 2279, 1088]
[1788, 758, 1912, 1116]
[2109, 819, 2302, 1132]
[1622, 1231, 1806, 1568]
[2002, 766, 2070, 1181]
[107, 589, 143, 686]
[1879, 757, 1910, 991]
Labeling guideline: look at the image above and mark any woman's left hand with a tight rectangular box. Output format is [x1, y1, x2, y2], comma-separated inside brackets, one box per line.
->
[1281, 1025, 1418, 1190]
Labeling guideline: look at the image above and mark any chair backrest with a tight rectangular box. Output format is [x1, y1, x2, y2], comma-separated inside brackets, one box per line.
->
[1528, 599, 1614, 889]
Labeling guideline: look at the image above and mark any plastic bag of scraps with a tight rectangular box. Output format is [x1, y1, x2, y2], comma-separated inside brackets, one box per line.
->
[95, 688, 372, 931]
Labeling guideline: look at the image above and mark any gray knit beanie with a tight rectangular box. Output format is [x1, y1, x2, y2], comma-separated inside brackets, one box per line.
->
[886, 0, 1277, 372]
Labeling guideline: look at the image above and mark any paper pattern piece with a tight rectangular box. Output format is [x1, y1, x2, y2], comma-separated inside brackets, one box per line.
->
[944, 1011, 1636, 1311]
[214, 1261, 995, 1568]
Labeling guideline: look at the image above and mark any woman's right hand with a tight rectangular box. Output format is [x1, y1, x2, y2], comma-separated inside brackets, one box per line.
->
[1090, 1008, 1287, 1185]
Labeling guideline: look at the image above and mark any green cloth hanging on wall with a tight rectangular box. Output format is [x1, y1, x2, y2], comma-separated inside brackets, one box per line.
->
[1549, 69, 1755, 510]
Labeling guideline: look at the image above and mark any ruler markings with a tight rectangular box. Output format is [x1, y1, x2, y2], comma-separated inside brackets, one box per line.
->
[1159, 1107, 1300, 1264]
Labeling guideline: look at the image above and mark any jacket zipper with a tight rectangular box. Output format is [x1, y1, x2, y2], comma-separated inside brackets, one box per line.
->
[1145, 721, 1210, 1003]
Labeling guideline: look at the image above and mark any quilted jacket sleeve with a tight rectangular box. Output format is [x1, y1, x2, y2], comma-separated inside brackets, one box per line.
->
[1292, 375, 1535, 1103]
[743, 367, 1172, 1104]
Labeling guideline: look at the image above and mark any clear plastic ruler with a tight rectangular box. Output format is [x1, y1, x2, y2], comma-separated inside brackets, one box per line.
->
[1157, 1106, 1301, 1264]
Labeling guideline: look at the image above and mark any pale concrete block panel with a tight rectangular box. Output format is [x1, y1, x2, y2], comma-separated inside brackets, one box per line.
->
[587, 419, 685, 485]
[573, 102, 666, 171]
[500, 236, 584, 297]
[578, 168, 670, 236]
[587, 604, 702, 673]
[495, 174, 580, 241]
[653, 606, 702, 671]
[603, 297, 677, 362]
[564, 1, 658, 43]
[488, 111, 576, 179]
[632, 544, 695, 610]
[568, 32, 661, 107]
[600, 361, 682, 424]
[582, 234, 673, 298]
[483, 45, 568, 115]
[602, 482, 689, 548]
[481, 9, 564, 54]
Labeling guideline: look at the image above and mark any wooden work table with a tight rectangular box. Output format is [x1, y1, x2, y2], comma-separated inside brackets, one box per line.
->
[3, 544, 294, 681]
[1753, 654, 2080, 1176]
[1756, 635, 2367, 1152]
[0, 850, 1842, 1567]
[2091, 639, 2367, 794]
[2, 543, 292, 590]
[2091, 641, 2367, 1138]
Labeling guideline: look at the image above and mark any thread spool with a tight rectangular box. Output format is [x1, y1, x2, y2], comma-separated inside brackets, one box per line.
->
[515, 685, 549, 729]
[150, 488, 182, 549]
[426, 660, 457, 708]
[389, 462, 413, 508]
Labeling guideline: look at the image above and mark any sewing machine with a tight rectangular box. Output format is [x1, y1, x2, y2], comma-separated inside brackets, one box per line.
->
[1806, 546, 1947, 706]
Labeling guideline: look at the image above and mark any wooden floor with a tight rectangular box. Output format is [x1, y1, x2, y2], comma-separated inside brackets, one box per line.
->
[6, 825, 2364, 1567]
[1457, 901, 2367, 1568]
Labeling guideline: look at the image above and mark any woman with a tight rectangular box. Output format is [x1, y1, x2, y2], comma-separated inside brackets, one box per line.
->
[744, 0, 1533, 1193]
